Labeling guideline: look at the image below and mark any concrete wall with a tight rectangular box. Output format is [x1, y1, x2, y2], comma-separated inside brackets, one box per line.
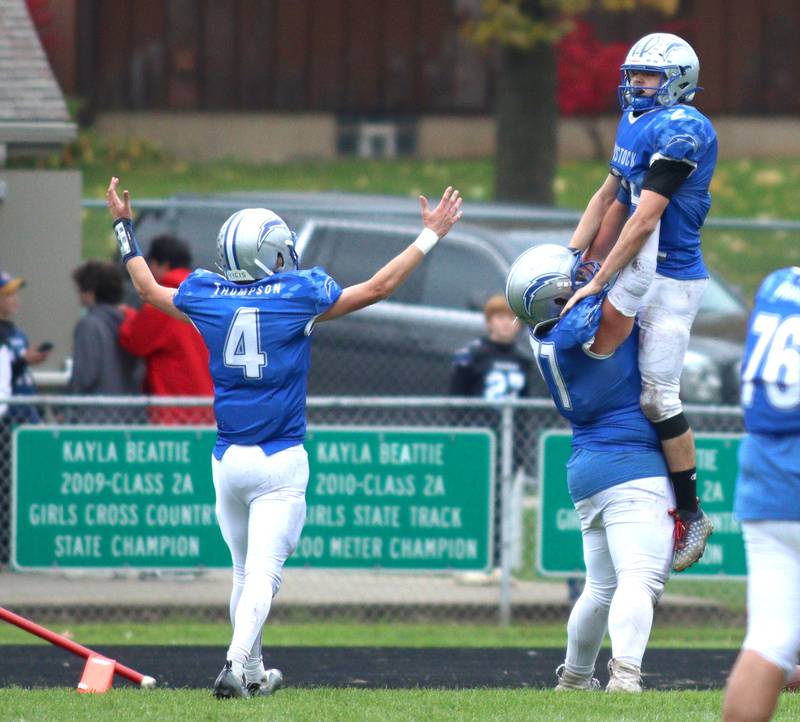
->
[95, 112, 800, 162]
[0, 170, 82, 374]
[95, 113, 338, 163]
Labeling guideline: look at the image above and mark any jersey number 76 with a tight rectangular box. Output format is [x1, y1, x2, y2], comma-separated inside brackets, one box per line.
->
[741, 312, 800, 410]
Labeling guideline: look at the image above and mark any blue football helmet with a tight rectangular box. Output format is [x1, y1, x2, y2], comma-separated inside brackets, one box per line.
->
[505, 244, 599, 335]
[215, 208, 299, 282]
[619, 33, 700, 112]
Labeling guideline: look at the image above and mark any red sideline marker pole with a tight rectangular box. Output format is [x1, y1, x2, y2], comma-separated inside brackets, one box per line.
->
[0, 607, 156, 688]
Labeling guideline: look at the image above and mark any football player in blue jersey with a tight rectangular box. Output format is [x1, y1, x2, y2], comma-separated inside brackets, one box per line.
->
[106, 177, 462, 699]
[561, 33, 717, 572]
[722, 267, 800, 722]
[506, 243, 675, 693]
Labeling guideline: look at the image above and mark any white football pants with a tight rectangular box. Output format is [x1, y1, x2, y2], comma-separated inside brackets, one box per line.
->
[564, 476, 674, 675]
[211, 443, 308, 670]
[742, 520, 800, 678]
[637, 274, 707, 422]
[609, 234, 708, 423]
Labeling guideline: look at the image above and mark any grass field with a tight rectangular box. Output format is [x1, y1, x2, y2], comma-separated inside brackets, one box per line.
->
[0, 621, 745, 649]
[0, 621, 789, 721]
[7, 688, 800, 722]
[0, 621, 765, 720]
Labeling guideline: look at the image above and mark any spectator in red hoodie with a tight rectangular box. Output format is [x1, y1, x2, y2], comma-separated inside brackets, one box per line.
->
[119, 235, 214, 424]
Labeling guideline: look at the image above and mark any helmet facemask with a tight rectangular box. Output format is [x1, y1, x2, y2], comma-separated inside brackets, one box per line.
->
[618, 33, 700, 112]
[505, 245, 600, 337]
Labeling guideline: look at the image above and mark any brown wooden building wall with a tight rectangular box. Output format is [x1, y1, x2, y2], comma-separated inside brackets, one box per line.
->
[51, 0, 800, 116]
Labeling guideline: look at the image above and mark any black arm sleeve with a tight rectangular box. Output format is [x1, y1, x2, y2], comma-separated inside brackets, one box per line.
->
[642, 158, 694, 199]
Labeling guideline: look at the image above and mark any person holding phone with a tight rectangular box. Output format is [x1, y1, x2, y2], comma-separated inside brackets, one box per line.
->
[0, 271, 50, 423]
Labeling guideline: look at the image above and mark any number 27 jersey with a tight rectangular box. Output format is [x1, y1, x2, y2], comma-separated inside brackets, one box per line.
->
[174, 267, 342, 459]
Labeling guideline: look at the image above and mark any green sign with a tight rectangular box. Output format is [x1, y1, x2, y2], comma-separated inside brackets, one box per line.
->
[538, 431, 745, 578]
[13, 426, 494, 571]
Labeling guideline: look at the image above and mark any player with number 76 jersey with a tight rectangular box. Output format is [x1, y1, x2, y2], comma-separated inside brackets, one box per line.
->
[723, 267, 800, 721]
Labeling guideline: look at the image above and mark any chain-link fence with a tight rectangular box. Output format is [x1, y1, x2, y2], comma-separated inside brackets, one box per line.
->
[0, 395, 746, 626]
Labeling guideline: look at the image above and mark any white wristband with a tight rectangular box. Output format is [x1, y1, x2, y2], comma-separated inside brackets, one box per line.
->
[412, 228, 440, 255]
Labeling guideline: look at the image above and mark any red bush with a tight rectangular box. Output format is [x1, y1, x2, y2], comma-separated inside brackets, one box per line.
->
[26, 0, 56, 50]
[557, 19, 628, 116]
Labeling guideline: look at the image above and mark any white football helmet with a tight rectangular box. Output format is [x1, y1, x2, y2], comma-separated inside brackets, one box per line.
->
[215, 208, 298, 281]
[619, 33, 700, 112]
[505, 244, 597, 335]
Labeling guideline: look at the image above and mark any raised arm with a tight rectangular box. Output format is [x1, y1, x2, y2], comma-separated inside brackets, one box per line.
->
[561, 189, 668, 316]
[316, 187, 462, 323]
[585, 198, 629, 263]
[106, 177, 188, 322]
[569, 174, 622, 253]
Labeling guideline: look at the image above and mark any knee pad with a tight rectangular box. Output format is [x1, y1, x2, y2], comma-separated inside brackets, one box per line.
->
[653, 412, 691, 442]
[640, 382, 683, 423]
[584, 578, 616, 608]
[232, 564, 246, 588]
[270, 572, 283, 598]
[244, 566, 283, 598]
[617, 576, 664, 607]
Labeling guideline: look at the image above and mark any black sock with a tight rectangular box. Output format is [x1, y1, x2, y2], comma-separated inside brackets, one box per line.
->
[669, 468, 698, 512]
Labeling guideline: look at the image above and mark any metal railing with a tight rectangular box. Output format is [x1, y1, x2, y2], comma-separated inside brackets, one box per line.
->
[80, 195, 800, 232]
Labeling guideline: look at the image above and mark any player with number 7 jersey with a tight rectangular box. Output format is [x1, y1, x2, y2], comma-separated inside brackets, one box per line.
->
[506, 243, 675, 693]
[106, 176, 462, 700]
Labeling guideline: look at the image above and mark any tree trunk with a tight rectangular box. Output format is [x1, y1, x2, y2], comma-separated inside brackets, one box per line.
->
[495, 40, 557, 204]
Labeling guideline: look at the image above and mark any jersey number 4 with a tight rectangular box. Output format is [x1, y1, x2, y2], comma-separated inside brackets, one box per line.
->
[223, 307, 267, 380]
[741, 312, 800, 410]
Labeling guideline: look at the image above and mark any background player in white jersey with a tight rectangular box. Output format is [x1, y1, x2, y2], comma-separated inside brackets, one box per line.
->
[107, 177, 462, 699]
[562, 33, 717, 572]
[722, 267, 800, 722]
[506, 245, 674, 693]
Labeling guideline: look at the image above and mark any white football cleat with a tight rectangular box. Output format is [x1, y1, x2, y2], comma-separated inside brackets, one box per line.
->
[247, 668, 284, 697]
[213, 661, 250, 699]
[606, 658, 642, 693]
[554, 663, 600, 691]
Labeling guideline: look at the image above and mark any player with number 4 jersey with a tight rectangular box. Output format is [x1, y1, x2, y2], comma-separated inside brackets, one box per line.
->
[723, 267, 800, 722]
[174, 266, 341, 460]
[106, 176, 462, 700]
